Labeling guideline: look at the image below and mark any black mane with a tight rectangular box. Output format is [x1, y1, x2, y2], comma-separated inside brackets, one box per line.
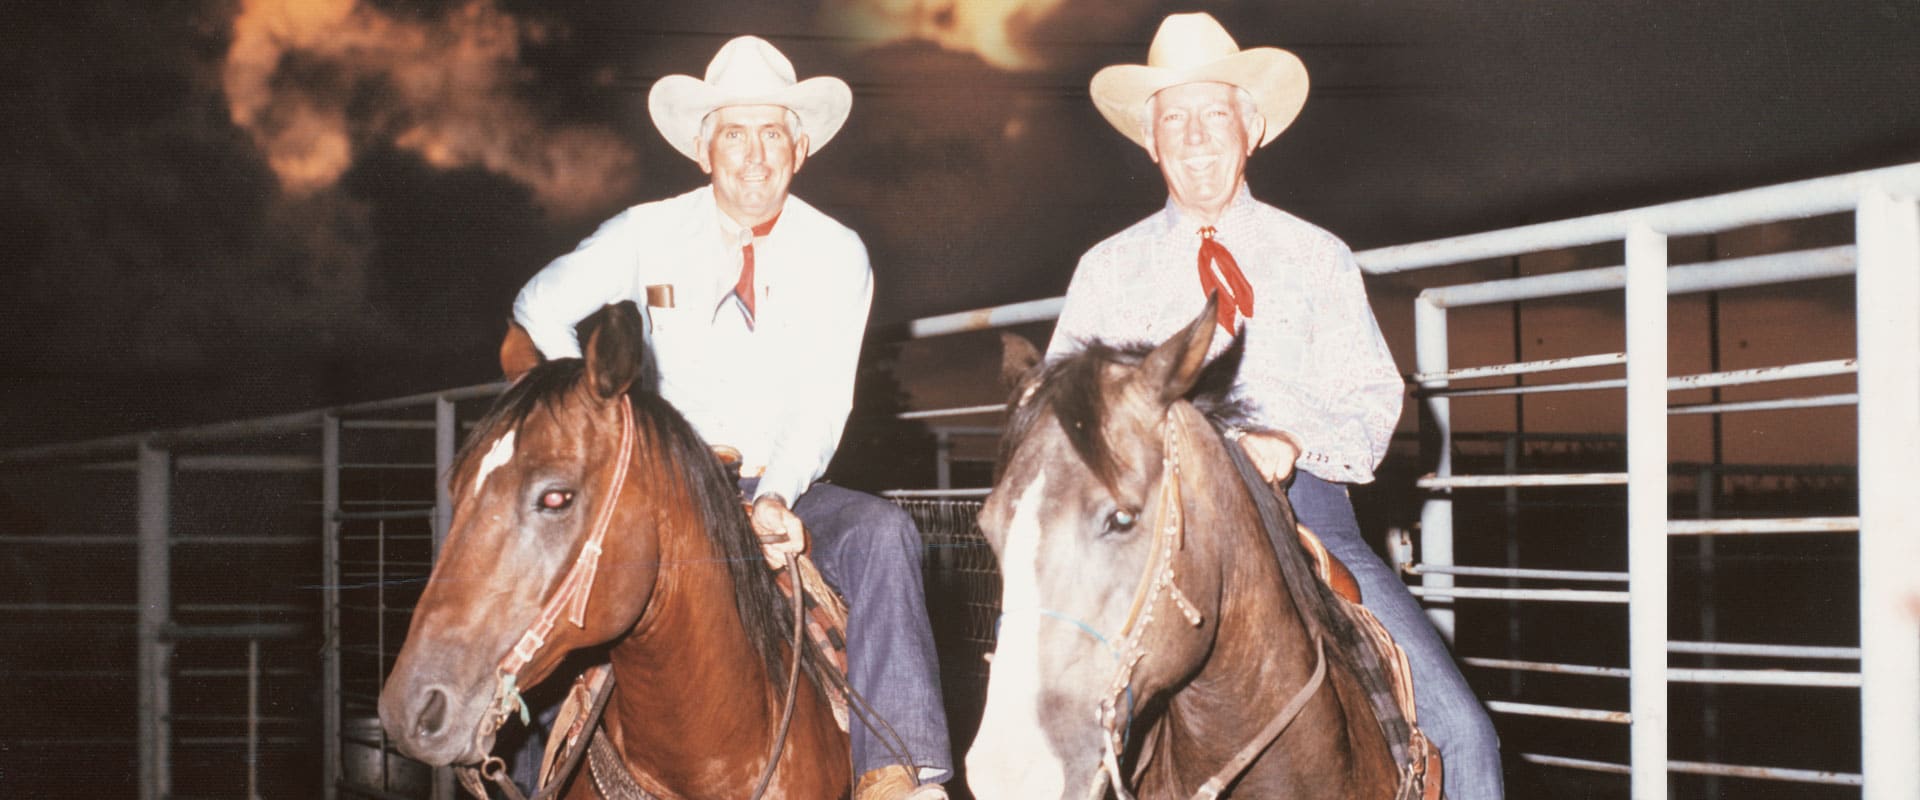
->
[999, 335, 1251, 492]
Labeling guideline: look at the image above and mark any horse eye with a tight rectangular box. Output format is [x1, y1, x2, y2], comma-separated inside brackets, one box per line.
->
[1104, 508, 1138, 534]
[538, 489, 575, 512]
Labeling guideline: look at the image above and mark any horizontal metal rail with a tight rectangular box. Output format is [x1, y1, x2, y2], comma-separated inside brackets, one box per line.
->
[1668, 393, 1858, 416]
[1465, 657, 1629, 678]
[1407, 586, 1629, 603]
[1420, 357, 1857, 397]
[1405, 564, 1627, 582]
[332, 509, 436, 521]
[1670, 358, 1856, 390]
[896, 404, 1005, 421]
[1414, 353, 1625, 384]
[1465, 658, 1861, 687]
[1518, 753, 1864, 787]
[1670, 668, 1860, 688]
[0, 381, 508, 465]
[880, 487, 994, 499]
[1358, 163, 1920, 274]
[1666, 517, 1859, 535]
[1417, 473, 1627, 489]
[907, 297, 1064, 338]
[1668, 641, 1859, 660]
[1415, 245, 1857, 307]
[1486, 700, 1630, 723]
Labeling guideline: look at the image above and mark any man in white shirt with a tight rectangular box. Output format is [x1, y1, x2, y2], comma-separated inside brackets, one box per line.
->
[508, 35, 949, 800]
[1050, 13, 1503, 798]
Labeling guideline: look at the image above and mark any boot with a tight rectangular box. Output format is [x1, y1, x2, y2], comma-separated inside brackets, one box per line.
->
[854, 765, 947, 800]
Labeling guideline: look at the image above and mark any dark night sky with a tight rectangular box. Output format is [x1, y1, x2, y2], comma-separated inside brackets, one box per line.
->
[4, 0, 1919, 450]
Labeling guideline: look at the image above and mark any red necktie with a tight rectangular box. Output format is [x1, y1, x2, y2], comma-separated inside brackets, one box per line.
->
[1197, 226, 1254, 330]
[734, 215, 780, 328]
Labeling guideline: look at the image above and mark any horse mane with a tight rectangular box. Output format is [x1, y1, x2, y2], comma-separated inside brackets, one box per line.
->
[455, 358, 841, 703]
[1005, 336, 1417, 754]
[1000, 336, 1252, 493]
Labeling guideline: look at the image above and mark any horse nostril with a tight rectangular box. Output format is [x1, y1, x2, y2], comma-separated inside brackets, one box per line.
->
[415, 687, 449, 739]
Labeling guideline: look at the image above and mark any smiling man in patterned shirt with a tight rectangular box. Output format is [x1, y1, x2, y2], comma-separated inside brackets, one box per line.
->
[1047, 13, 1504, 798]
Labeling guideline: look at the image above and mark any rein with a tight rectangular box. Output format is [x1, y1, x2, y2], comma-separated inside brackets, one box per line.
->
[1084, 413, 1332, 800]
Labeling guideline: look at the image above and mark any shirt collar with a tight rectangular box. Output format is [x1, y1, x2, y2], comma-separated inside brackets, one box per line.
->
[712, 196, 787, 248]
[1153, 182, 1256, 239]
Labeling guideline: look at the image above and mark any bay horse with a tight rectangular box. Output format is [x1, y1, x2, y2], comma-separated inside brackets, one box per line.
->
[378, 303, 850, 798]
[965, 300, 1424, 799]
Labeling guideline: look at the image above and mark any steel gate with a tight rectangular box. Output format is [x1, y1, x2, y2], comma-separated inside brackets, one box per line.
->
[0, 163, 1914, 799]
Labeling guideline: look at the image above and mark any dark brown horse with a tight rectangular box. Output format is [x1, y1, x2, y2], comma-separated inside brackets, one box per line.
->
[965, 300, 1410, 799]
[378, 304, 850, 797]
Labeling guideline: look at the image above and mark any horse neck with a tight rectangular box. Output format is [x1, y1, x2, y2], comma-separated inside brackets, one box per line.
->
[600, 460, 785, 788]
[1145, 422, 1365, 794]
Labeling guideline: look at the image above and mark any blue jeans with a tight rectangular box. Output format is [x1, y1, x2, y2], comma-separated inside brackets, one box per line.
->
[1288, 471, 1504, 800]
[775, 480, 955, 784]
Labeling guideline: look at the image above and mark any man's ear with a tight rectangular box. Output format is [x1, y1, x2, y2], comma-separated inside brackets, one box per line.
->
[1244, 112, 1266, 156]
[791, 134, 810, 173]
[499, 321, 542, 381]
[694, 137, 714, 175]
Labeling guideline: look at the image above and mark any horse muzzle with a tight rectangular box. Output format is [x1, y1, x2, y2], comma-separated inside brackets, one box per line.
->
[378, 676, 499, 767]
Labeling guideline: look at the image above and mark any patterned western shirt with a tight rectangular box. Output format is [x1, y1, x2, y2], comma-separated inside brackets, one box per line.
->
[1047, 185, 1404, 484]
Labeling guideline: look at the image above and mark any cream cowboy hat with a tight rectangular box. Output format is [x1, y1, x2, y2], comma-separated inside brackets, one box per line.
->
[648, 36, 853, 161]
[1089, 13, 1309, 150]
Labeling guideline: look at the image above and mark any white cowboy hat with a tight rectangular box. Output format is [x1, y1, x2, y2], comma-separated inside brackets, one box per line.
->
[647, 36, 853, 161]
[1089, 13, 1309, 150]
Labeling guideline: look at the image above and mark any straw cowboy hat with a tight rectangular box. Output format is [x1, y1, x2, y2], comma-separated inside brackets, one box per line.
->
[1090, 13, 1309, 149]
[648, 36, 853, 161]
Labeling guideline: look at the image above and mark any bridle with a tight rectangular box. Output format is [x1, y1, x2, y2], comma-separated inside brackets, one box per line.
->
[1074, 411, 1329, 800]
[454, 393, 811, 800]
[458, 395, 637, 798]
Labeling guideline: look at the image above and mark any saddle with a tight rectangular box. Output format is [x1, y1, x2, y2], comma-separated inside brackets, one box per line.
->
[1293, 524, 1445, 800]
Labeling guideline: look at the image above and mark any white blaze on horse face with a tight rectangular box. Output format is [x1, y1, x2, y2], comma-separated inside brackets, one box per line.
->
[968, 475, 1069, 799]
[472, 430, 515, 498]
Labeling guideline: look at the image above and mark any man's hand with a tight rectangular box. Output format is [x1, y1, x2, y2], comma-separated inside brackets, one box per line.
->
[1239, 430, 1302, 486]
[750, 493, 807, 569]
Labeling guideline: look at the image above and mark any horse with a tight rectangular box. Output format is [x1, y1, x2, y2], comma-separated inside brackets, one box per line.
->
[964, 299, 1421, 799]
[378, 303, 851, 798]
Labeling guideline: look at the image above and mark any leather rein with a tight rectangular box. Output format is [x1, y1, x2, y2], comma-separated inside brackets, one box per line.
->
[1084, 413, 1329, 800]
[456, 395, 808, 800]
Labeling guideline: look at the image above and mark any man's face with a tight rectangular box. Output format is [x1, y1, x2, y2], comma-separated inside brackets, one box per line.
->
[1143, 81, 1262, 219]
[697, 104, 809, 227]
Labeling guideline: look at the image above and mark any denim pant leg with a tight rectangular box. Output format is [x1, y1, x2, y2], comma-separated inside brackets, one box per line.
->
[1288, 471, 1505, 800]
[791, 482, 955, 783]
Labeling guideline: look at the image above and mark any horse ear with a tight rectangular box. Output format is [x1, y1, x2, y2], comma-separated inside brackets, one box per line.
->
[582, 302, 650, 399]
[499, 321, 542, 381]
[1000, 332, 1043, 388]
[1138, 293, 1219, 405]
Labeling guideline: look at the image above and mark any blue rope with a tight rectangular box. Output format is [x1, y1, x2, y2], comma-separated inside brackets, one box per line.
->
[994, 610, 1138, 742]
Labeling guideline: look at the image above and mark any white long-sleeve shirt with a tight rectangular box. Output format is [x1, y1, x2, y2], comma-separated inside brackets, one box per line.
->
[1047, 186, 1404, 484]
[512, 186, 872, 505]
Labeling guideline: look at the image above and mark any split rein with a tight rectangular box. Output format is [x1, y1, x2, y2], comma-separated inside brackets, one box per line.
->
[458, 395, 807, 800]
[1001, 412, 1329, 800]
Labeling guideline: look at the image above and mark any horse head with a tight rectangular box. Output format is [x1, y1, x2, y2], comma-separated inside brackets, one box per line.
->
[379, 303, 664, 766]
[969, 300, 1237, 799]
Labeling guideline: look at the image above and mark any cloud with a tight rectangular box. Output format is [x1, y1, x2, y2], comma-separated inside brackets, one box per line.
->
[817, 0, 1073, 70]
[223, 0, 636, 219]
